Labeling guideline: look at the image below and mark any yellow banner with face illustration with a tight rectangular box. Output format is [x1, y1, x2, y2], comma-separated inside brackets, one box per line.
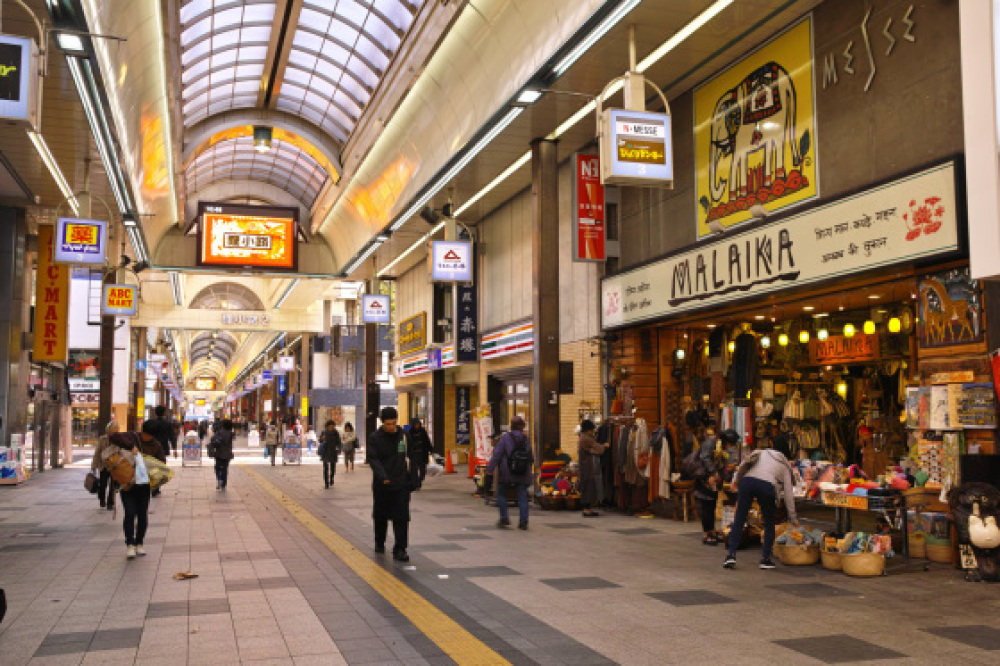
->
[694, 17, 818, 238]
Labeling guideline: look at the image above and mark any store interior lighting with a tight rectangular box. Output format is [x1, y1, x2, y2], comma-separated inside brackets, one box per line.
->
[863, 319, 876, 335]
[844, 323, 856, 338]
[778, 333, 789, 347]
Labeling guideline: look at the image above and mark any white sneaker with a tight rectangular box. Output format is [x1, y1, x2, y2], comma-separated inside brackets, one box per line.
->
[126, 545, 136, 559]
[136, 545, 146, 557]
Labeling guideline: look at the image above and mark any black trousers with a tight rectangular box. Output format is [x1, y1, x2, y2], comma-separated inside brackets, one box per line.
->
[120, 484, 151, 546]
[700, 497, 717, 533]
[214, 458, 230, 487]
[97, 469, 116, 508]
[323, 461, 337, 487]
[373, 490, 409, 553]
[414, 462, 427, 486]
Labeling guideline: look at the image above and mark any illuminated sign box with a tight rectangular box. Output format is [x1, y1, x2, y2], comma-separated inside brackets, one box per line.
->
[194, 378, 216, 391]
[600, 108, 673, 187]
[197, 201, 298, 271]
[429, 241, 473, 282]
[362, 294, 391, 324]
[102, 284, 138, 316]
[0, 34, 38, 128]
[54, 217, 108, 265]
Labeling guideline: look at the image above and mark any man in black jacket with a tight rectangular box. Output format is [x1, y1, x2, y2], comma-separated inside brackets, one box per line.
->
[406, 419, 432, 490]
[152, 405, 176, 458]
[367, 407, 413, 562]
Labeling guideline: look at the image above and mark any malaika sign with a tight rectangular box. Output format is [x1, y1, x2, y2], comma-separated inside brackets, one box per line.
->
[429, 241, 473, 282]
[361, 294, 391, 324]
[54, 217, 107, 265]
[572, 154, 605, 262]
[102, 284, 138, 316]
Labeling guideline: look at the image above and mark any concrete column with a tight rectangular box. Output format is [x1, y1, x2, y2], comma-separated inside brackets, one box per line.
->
[299, 334, 311, 426]
[363, 323, 379, 441]
[133, 327, 147, 429]
[0, 207, 29, 447]
[531, 138, 560, 461]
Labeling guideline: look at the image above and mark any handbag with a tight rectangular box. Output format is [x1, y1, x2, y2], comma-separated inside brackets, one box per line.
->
[84, 471, 98, 494]
[134, 453, 150, 486]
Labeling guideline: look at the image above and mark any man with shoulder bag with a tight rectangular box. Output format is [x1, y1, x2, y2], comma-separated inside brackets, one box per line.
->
[486, 416, 534, 530]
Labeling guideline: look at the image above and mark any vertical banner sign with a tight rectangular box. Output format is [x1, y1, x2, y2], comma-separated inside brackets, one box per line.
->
[472, 404, 494, 464]
[572, 154, 606, 261]
[33, 226, 70, 362]
[456, 284, 478, 362]
[455, 387, 471, 447]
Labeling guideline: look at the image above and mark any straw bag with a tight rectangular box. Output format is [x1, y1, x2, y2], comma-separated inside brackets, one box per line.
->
[842, 552, 885, 577]
[774, 544, 820, 566]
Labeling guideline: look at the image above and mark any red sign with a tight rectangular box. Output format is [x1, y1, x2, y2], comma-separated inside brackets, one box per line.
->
[573, 154, 605, 262]
[808, 334, 880, 365]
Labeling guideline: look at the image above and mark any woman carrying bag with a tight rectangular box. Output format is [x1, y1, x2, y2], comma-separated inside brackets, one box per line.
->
[106, 429, 152, 559]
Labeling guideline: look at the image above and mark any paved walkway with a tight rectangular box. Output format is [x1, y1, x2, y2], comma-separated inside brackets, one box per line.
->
[2, 451, 1000, 665]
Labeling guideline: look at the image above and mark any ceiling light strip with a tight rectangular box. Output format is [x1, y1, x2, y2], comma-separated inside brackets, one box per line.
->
[273, 278, 300, 309]
[27, 131, 81, 216]
[454, 151, 531, 217]
[637, 0, 734, 73]
[170, 271, 183, 306]
[377, 220, 445, 277]
[552, 0, 642, 76]
[344, 240, 383, 276]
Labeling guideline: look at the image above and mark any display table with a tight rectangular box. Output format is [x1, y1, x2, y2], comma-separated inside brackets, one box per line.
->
[797, 491, 910, 566]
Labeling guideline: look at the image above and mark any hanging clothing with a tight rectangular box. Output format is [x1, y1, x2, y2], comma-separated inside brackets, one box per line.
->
[729, 332, 761, 400]
[635, 420, 650, 480]
[658, 435, 672, 498]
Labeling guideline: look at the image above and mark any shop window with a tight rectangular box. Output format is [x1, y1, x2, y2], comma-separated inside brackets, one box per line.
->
[559, 361, 574, 394]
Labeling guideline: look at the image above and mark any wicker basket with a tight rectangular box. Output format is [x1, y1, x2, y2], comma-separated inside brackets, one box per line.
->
[564, 496, 581, 511]
[841, 552, 885, 577]
[908, 533, 927, 559]
[821, 550, 843, 571]
[925, 542, 953, 564]
[538, 495, 565, 511]
[774, 544, 820, 566]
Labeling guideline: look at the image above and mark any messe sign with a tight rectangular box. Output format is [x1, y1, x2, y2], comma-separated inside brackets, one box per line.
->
[572, 153, 606, 262]
[33, 226, 69, 362]
[600, 108, 673, 187]
[429, 240, 473, 282]
[602, 161, 960, 329]
[362, 294, 391, 323]
[102, 284, 138, 316]
[54, 217, 107, 265]
[0, 34, 38, 127]
[197, 201, 298, 271]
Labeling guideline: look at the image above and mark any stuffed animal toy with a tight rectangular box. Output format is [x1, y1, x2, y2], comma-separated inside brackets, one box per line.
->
[949, 482, 1000, 583]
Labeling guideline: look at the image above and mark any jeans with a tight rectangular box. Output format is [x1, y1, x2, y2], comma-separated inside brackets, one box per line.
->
[97, 469, 116, 508]
[343, 449, 355, 468]
[214, 458, 230, 488]
[323, 461, 337, 487]
[700, 497, 717, 533]
[414, 462, 427, 488]
[120, 484, 151, 546]
[497, 482, 529, 525]
[727, 477, 777, 559]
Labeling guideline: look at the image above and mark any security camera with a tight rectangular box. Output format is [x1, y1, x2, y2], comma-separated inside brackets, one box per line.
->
[133, 261, 150, 273]
[420, 206, 440, 225]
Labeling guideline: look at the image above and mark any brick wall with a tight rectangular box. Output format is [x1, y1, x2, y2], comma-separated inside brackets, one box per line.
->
[558, 339, 604, 460]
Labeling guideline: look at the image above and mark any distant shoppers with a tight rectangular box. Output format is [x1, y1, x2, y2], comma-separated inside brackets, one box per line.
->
[577, 420, 607, 518]
[342, 422, 357, 472]
[406, 419, 432, 490]
[91, 421, 120, 511]
[318, 420, 342, 489]
[486, 416, 534, 530]
[198, 419, 208, 442]
[723, 440, 798, 570]
[265, 420, 279, 466]
[209, 419, 235, 491]
[367, 407, 413, 562]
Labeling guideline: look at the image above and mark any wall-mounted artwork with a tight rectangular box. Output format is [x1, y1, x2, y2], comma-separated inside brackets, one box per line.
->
[917, 267, 985, 353]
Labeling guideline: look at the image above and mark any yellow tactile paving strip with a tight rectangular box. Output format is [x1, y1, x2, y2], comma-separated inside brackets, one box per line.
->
[242, 466, 510, 665]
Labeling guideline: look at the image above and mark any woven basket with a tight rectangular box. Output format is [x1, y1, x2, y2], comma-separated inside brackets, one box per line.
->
[538, 495, 564, 511]
[821, 550, 843, 571]
[841, 552, 885, 577]
[564, 496, 581, 511]
[908, 533, 927, 559]
[774, 544, 820, 566]
[926, 542, 953, 564]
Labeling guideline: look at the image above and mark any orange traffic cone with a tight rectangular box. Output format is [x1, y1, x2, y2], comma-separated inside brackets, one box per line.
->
[468, 451, 476, 478]
[444, 450, 456, 474]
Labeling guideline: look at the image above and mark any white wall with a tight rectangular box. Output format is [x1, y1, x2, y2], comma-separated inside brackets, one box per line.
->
[68, 275, 101, 350]
[395, 262, 434, 327]
[113, 318, 131, 404]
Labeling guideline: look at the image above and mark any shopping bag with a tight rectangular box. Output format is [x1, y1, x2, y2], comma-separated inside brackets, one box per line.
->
[84, 471, 98, 494]
[134, 453, 150, 486]
[143, 454, 174, 490]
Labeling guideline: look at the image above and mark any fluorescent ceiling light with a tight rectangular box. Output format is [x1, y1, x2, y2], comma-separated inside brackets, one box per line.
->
[376, 233, 390, 242]
[56, 33, 86, 52]
[454, 151, 531, 217]
[378, 220, 445, 277]
[170, 271, 184, 306]
[344, 241, 383, 276]
[27, 131, 80, 216]
[274, 278, 300, 309]
[122, 216, 137, 227]
[637, 0, 734, 73]
[516, 89, 544, 105]
[553, 0, 642, 76]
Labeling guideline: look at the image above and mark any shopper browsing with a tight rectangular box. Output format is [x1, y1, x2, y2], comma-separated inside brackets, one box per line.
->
[577, 419, 608, 517]
[342, 422, 358, 472]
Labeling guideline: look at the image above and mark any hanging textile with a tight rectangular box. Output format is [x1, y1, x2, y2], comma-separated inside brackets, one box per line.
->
[658, 435, 671, 498]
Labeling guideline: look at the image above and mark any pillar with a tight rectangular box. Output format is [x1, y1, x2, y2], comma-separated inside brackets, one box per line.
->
[531, 138, 560, 461]
[97, 269, 116, 436]
[363, 323, 379, 442]
[0, 207, 29, 447]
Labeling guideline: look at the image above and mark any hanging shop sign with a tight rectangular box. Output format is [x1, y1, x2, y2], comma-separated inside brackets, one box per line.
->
[395, 346, 455, 378]
[456, 282, 478, 363]
[361, 294, 391, 324]
[33, 225, 69, 362]
[278, 355, 295, 372]
[262, 370, 274, 382]
[456, 386, 471, 447]
[197, 201, 298, 271]
[600, 108, 673, 187]
[808, 334, 880, 365]
[429, 240, 473, 282]
[0, 34, 38, 127]
[68, 378, 99, 392]
[694, 17, 818, 238]
[102, 284, 138, 316]
[602, 160, 960, 330]
[572, 153, 606, 262]
[398, 312, 426, 355]
[194, 378, 215, 391]
[481, 321, 533, 360]
[54, 217, 108, 265]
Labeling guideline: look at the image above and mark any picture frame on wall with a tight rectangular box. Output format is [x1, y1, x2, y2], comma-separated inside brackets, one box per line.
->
[917, 267, 986, 357]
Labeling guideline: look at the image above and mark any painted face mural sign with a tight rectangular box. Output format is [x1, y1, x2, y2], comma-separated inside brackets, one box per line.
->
[694, 17, 818, 238]
[603, 161, 959, 329]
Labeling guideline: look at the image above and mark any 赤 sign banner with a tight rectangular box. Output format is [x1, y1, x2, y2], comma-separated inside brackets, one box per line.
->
[694, 17, 818, 238]
[572, 154, 606, 262]
[602, 161, 960, 330]
[33, 226, 69, 362]
[362, 294, 391, 324]
[398, 312, 426, 355]
[429, 241, 473, 282]
[456, 387, 471, 447]
[54, 217, 107, 265]
[198, 202, 297, 270]
[808, 334, 880, 365]
[102, 284, 138, 316]
[600, 108, 673, 187]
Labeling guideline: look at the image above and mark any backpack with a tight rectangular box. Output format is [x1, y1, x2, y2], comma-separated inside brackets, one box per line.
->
[681, 449, 707, 480]
[507, 436, 531, 476]
[207, 432, 224, 457]
[105, 451, 135, 491]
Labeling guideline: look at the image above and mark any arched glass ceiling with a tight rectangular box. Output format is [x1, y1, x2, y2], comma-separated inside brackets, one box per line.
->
[190, 281, 266, 311]
[276, 0, 420, 145]
[180, 0, 275, 127]
[186, 136, 327, 208]
[190, 331, 239, 365]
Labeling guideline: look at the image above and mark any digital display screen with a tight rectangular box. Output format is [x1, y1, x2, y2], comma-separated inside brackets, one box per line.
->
[197, 202, 298, 270]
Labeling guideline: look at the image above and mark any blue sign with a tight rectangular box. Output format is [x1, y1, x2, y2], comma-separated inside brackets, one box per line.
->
[54, 217, 108, 265]
[136, 360, 147, 371]
[278, 375, 287, 394]
[426, 348, 442, 371]
[456, 386, 471, 447]
[262, 370, 273, 382]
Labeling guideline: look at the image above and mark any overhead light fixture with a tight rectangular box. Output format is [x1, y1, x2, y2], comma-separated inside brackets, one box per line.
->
[376, 233, 390, 242]
[553, 0, 641, 76]
[706, 324, 716, 329]
[799, 330, 810, 343]
[868, 294, 880, 300]
[760, 335, 771, 349]
[778, 333, 789, 347]
[344, 241, 383, 276]
[754, 315, 765, 320]
[377, 221, 445, 277]
[212, 332, 218, 339]
[727, 341, 735, 353]
[169, 271, 183, 306]
[253, 126, 273, 153]
[27, 131, 80, 216]
[675, 349, 685, 360]
[843, 323, 856, 338]
[863, 320, 876, 335]
[817, 328, 829, 341]
[803, 305, 814, 311]
[274, 278, 300, 309]
[122, 216, 137, 227]
[888, 317, 901, 333]
[836, 382, 849, 398]
[55, 32, 86, 53]
[515, 88, 544, 105]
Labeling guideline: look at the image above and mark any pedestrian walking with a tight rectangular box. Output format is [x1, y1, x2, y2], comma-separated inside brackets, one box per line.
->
[577, 420, 607, 518]
[485, 416, 534, 530]
[318, 420, 342, 488]
[367, 407, 413, 562]
[91, 421, 119, 511]
[406, 419, 432, 490]
[107, 429, 151, 559]
[265, 420, 279, 466]
[723, 440, 799, 570]
[208, 419, 235, 491]
[342, 422, 357, 471]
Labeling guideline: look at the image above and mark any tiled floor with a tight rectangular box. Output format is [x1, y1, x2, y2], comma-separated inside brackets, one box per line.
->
[3, 449, 1000, 665]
